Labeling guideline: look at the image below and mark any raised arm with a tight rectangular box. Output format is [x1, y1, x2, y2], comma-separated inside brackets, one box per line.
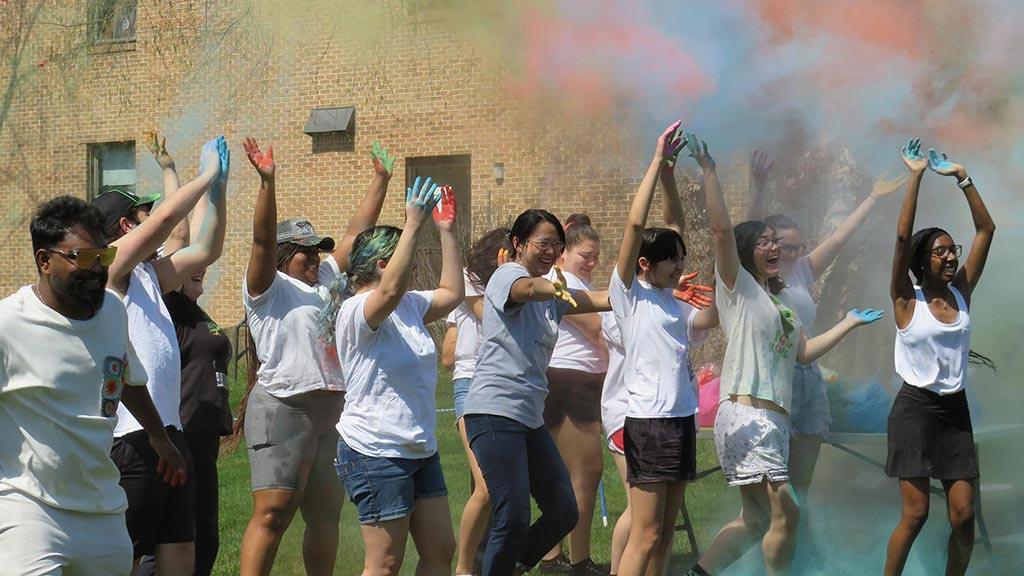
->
[616, 121, 684, 288]
[153, 137, 229, 292]
[107, 138, 220, 294]
[690, 135, 738, 289]
[926, 149, 995, 298]
[806, 172, 906, 278]
[797, 308, 884, 364]
[145, 132, 190, 256]
[660, 158, 686, 237]
[891, 139, 928, 311]
[745, 149, 774, 221]
[333, 142, 395, 271]
[363, 177, 440, 330]
[424, 186, 466, 324]
[243, 137, 278, 298]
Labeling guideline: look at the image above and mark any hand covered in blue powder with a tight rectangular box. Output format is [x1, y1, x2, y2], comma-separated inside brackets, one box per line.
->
[848, 308, 885, 325]
[901, 138, 927, 173]
[216, 135, 230, 186]
[927, 148, 965, 178]
[199, 137, 221, 180]
[687, 133, 715, 171]
[405, 176, 440, 223]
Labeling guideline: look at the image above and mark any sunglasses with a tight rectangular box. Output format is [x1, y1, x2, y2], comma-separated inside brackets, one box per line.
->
[47, 246, 118, 269]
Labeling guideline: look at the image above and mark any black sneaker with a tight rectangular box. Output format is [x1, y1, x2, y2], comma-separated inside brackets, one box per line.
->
[539, 553, 571, 574]
[568, 558, 609, 576]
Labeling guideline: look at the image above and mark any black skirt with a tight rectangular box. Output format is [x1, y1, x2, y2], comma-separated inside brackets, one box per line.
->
[885, 383, 979, 480]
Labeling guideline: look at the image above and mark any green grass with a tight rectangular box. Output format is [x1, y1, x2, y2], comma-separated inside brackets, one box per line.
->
[211, 366, 731, 575]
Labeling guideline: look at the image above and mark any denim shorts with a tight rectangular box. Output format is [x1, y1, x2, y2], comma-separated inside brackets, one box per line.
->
[789, 363, 831, 437]
[335, 438, 448, 524]
[453, 378, 471, 421]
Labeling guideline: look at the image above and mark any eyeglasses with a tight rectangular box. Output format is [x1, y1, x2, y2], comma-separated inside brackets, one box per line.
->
[778, 243, 806, 256]
[528, 239, 565, 253]
[930, 245, 962, 258]
[754, 237, 780, 251]
[47, 246, 118, 269]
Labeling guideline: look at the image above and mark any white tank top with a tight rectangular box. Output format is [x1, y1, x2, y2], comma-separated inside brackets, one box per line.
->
[894, 285, 971, 395]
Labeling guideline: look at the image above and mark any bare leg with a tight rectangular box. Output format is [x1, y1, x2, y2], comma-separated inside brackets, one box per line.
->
[154, 542, 195, 576]
[610, 452, 632, 575]
[456, 418, 491, 575]
[410, 496, 458, 576]
[299, 482, 345, 576]
[884, 478, 931, 576]
[761, 481, 800, 576]
[647, 482, 686, 576]
[240, 488, 302, 576]
[618, 483, 667, 576]
[787, 434, 823, 504]
[361, 517, 411, 576]
[554, 415, 605, 564]
[696, 483, 770, 574]
[942, 479, 975, 576]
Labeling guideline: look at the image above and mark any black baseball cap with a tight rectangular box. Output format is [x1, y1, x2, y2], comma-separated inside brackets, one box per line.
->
[92, 189, 161, 232]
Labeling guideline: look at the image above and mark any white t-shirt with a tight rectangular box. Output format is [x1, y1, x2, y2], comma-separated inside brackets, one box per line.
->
[336, 290, 437, 459]
[243, 268, 344, 397]
[609, 267, 705, 419]
[449, 272, 483, 381]
[895, 285, 972, 395]
[600, 311, 627, 439]
[716, 264, 801, 413]
[116, 262, 181, 436]
[0, 287, 147, 514]
[778, 256, 817, 336]
[548, 270, 608, 373]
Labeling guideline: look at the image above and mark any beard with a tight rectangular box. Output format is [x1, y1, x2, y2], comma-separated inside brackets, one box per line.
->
[53, 269, 108, 313]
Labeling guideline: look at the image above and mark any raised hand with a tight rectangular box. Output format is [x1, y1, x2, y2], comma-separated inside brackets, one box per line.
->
[216, 135, 230, 185]
[198, 138, 221, 180]
[658, 121, 686, 167]
[870, 172, 908, 199]
[371, 141, 396, 177]
[146, 131, 174, 169]
[927, 148, 965, 178]
[750, 149, 774, 186]
[687, 133, 716, 171]
[673, 271, 714, 309]
[901, 138, 928, 174]
[497, 248, 511, 266]
[243, 136, 275, 180]
[551, 265, 578, 308]
[433, 185, 457, 230]
[406, 175, 440, 224]
[848, 308, 885, 325]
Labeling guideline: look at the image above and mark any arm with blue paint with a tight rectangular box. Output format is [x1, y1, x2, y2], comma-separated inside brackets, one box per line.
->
[891, 138, 928, 323]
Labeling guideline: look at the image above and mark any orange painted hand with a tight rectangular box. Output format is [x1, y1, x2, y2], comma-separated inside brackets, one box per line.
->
[432, 185, 457, 230]
[551, 266, 578, 308]
[497, 248, 511, 266]
[146, 131, 174, 169]
[673, 272, 713, 309]
[243, 136, 275, 180]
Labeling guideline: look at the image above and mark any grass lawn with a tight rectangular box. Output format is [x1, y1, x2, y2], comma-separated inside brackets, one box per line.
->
[211, 365, 732, 575]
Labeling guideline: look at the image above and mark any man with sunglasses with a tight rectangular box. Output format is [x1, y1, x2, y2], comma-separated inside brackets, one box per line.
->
[92, 136, 228, 576]
[0, 196, 186, 575]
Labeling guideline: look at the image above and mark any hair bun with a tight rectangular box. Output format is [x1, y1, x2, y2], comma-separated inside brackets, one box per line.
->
[564, 213, 591, 229]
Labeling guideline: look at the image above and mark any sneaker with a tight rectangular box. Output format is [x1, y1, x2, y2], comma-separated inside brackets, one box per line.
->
[539, 553, 571, 574]
[568, 558, 609, 576]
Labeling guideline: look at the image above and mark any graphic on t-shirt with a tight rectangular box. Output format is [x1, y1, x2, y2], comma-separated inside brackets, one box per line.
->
[767, 294, 797, 360]
[206, 319, 221, 335]
[101, 355, 127, 417]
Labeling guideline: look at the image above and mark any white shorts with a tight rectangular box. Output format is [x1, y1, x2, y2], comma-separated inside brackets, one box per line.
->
[0, 489, 133, 576]
[713, 400, 791, 486]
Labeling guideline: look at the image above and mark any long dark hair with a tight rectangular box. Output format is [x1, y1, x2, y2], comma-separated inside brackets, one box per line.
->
[509, 209, 564, 261]
[734, 220, 785, 294]
[467, 228, 511, 290]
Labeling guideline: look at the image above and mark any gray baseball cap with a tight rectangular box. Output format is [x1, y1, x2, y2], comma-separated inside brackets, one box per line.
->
[275, 219, 335, 252]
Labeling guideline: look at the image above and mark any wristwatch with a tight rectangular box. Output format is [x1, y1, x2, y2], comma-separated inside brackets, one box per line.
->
[957, 175, 973, 189]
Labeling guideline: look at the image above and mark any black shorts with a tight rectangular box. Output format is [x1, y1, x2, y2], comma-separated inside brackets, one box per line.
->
[623, 416, 697, 484]
[111, 426, 197, 557]
[885, 383, 979, 480]
[543, 367, 605, 427]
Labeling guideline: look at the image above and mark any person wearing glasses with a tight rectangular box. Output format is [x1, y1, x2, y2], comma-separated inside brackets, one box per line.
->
[237, 138, 396, 576]
[463, 209, 611, 576]
[0, 196, 186, 575]
[95, 135, 228, 576]
[883, 140, 995, 576]
[746, 149, 907, 511]
[686, 135, 883, 576]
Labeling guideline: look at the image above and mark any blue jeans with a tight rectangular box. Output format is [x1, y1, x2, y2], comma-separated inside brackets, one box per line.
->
[464, 414, 578, 576]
